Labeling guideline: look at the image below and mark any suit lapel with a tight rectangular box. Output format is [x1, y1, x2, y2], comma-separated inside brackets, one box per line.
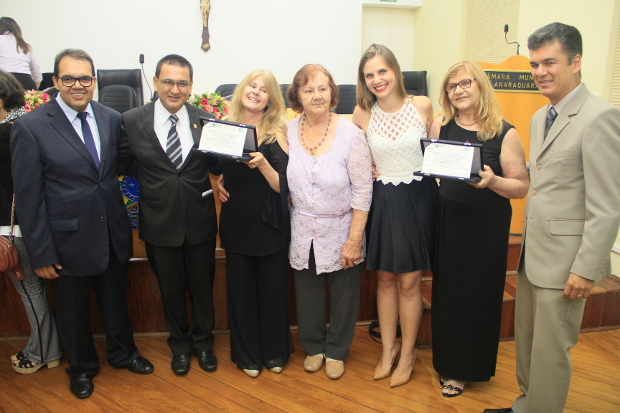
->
[140, 103, 176, 169]
[183, 104, 205, 168]
[539, 84, 590, 155]
[47, 99, 99, 171]
[92, 102, 108, 176]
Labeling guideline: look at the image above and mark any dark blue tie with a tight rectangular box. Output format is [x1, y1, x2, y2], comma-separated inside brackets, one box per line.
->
[544, 107, 557, 139]
[77, 112, 100, 168]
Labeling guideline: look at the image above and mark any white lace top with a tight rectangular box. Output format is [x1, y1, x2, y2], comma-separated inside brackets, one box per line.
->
[367, 99, 427, 185]
[287, 116, 373, 274]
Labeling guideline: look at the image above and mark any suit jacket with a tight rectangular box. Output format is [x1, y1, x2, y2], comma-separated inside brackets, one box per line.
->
[10, 99, 132, 276]
[118, 102, 217, 247]
[520, 84, 620, 289]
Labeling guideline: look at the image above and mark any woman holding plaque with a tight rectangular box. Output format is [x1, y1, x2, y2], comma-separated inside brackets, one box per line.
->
[352, 44, 436, 388]
[287, 64, 373, 380]
[215, 69, 292, 378]
[429, 60, 529, 397]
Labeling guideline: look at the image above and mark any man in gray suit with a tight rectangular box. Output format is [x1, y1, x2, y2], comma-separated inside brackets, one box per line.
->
[484, 23, 620, 413]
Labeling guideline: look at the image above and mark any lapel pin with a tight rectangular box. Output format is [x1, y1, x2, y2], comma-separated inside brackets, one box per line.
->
[193, 124, 197, 128]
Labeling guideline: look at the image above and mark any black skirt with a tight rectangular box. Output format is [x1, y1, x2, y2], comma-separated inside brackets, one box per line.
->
[366, 176, 438, 273]
[431, 194, 511, 382]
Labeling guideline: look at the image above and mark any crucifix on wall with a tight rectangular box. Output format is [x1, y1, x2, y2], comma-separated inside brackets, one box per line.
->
[200, 0, 211, 52]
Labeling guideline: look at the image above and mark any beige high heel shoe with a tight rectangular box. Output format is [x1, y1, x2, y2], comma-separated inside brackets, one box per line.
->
[390, 350, 416, 388]
[374, 340, 401, 380]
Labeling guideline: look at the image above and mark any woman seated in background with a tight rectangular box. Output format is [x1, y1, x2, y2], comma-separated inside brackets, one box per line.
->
[352, 44, 436, 388]
[215, 69, 292, 378]
[429, 60, 529, 397]
[0, 69, 61, 373]
[286, 64, 373, 380]
[0, 17, 41, 90]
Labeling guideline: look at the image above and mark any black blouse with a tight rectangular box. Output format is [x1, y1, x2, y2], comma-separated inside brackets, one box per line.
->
[438, 119, 513, 207]
[216, 139, 290, 256]
[0, 122, 17, 226]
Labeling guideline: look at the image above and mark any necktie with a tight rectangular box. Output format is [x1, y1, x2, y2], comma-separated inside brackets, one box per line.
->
[76, 112, 100, 168]
[166, 114, 182, 169]
[544, 106, 557, 139]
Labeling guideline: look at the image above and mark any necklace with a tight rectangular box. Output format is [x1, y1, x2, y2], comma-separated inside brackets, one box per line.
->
[300, 113, 332, 156]
[455, 115, 476, 126]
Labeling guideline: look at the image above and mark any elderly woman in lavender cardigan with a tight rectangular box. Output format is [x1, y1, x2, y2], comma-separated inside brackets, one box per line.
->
[286, 64, 373, 380]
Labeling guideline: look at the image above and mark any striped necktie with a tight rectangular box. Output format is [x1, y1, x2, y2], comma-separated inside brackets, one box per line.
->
[166, 114, 182, 169]
[544, 107, 557, 139]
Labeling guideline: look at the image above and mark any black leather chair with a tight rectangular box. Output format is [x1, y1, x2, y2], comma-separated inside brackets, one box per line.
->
[215, 84, 237, 100]
[38, 72, 55, 91]
[97, 69, 144, 106]
[280, 84, 290, 108]
[334, 85, 356, 115]
[99, 85, 138, 113]
[402, 71, 428, 97]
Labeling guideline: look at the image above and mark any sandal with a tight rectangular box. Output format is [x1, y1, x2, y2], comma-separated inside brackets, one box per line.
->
[12, 353, 60, 374]
[442, 382, 464, 398]
[11, 351, 26, 364]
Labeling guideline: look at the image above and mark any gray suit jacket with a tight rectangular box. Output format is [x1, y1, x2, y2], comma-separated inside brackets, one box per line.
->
[519, 84, 620, 289]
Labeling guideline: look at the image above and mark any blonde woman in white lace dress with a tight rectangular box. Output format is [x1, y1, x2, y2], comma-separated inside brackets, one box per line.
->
[353, 44, 437, 388]
[286, 64, 373, 380]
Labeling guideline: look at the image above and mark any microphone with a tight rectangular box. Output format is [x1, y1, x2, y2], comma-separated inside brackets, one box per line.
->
[139, 54, 155, 102]
[504, 24, 520, 55]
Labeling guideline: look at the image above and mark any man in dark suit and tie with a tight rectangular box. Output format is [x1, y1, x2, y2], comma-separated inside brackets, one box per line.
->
[118, 54, 218, 375]
[484, 23, 620, 413]
[10, 49, 153, 399]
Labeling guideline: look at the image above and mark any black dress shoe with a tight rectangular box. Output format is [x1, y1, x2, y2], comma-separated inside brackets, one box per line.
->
[127, 356, 154, 375]
[171, 354, 191, 375]
[195, 349, 217, 372]
[70, 373, 94, 399]
[482, 409, 514, 413]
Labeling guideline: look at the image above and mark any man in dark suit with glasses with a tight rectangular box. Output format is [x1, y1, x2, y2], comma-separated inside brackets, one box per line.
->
[118, 54, 218, 375]
[11, 49, 153, 399]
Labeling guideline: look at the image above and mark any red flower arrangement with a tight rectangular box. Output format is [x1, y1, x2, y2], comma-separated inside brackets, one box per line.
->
[189, 92, 229, 120]
[24, 90, 50, 112]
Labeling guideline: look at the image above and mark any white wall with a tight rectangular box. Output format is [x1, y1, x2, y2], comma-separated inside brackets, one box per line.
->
[362, 6, 415, 70]
[4, 0, 362, 102]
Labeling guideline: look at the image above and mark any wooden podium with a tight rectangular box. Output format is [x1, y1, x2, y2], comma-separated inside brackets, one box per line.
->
[477, 56, 548, 234]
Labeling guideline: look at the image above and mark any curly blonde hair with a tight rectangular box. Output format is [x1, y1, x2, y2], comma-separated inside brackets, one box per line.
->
[439, 60, 503, 142]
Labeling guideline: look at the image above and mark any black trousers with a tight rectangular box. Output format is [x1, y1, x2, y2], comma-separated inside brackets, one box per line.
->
[51, 249, 139, 378]
[226, 248, 292, 371]
[145, 238, 215, 355]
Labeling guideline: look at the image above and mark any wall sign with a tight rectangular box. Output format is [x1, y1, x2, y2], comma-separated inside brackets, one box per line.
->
[484, 70, 540, 93]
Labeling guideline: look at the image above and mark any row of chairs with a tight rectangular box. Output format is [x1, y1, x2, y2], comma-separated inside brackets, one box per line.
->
[38, 69, 427, 115]
[215, 71, 427, 115]
[39, 69, 144, 114]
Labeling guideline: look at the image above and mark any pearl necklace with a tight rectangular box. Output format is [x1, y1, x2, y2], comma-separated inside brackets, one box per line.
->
[300, 113, 332, 156]
[455, 115, 476, 126]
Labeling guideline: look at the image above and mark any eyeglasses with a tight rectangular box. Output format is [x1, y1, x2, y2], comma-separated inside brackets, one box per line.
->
[158, 79, 191, 90]
[445, 78, 476, 93]
[59, 76, 94, 87]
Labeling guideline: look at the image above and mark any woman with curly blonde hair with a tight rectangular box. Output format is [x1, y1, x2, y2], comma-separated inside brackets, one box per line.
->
[429, 60, 529, 397]
[215, 69, 292, 378]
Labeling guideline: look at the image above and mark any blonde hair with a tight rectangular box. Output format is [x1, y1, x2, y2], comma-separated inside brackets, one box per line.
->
[439, 60, 503, 142]
[228, 69, 287, 144]
[356, 44, 407, 110]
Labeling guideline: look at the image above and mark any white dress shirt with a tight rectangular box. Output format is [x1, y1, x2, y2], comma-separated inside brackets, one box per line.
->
[56, 96, 101, 160]
[153, 99, 193, 164]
